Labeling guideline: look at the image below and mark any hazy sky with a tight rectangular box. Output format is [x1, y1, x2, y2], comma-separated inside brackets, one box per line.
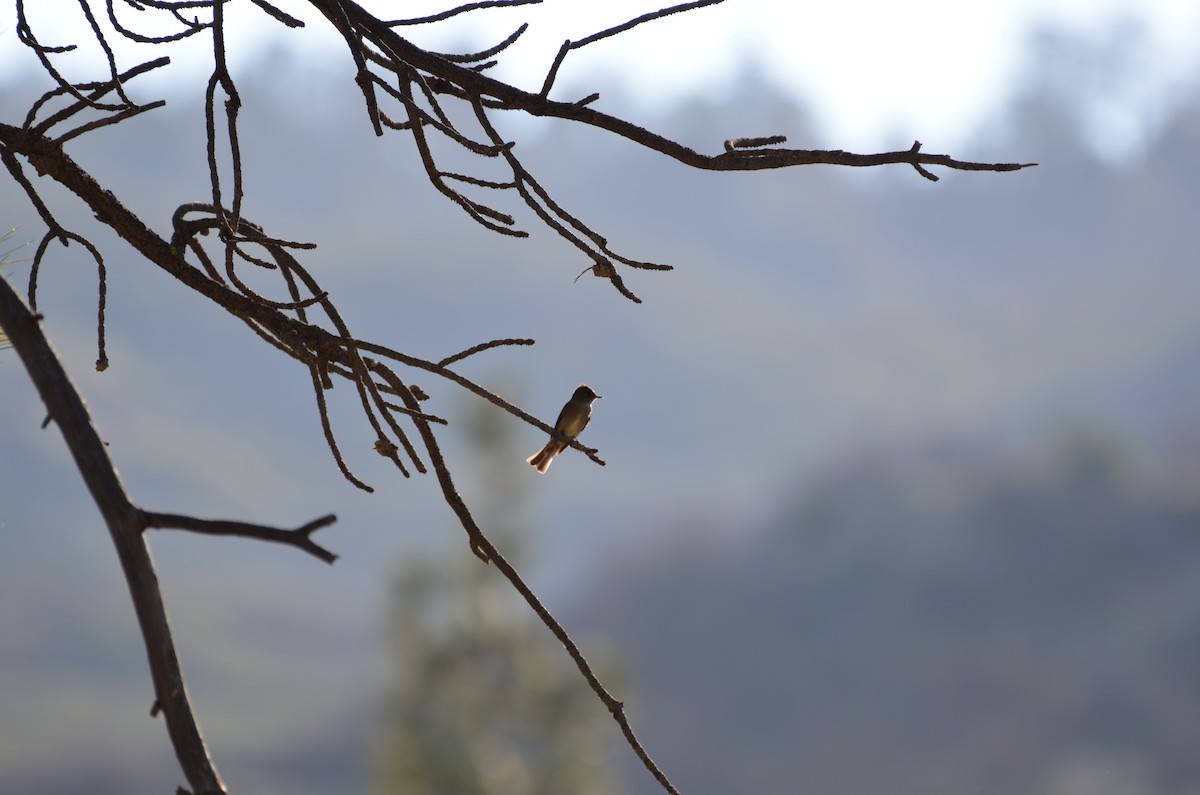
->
[5, 0, 1199, 160]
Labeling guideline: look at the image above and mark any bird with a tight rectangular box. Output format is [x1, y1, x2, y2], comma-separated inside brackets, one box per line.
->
[526, 384, 601, 474]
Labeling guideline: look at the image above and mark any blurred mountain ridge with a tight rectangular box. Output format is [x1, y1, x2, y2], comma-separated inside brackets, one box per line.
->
[576, 435, 1200, 795]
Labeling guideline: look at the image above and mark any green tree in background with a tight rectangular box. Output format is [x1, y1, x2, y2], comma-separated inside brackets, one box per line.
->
[377, 383, 620, 795]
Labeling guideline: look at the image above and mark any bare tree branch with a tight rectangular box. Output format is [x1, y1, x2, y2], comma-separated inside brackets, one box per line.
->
[0, 271, 227, 795]
[2, 2, 1037, 792]
[246, 0, 306, 30]
[540, 0, 727, 97]
[385, 0, 542, 27]
[301, 0, 1034, 301]
[437, 337, 536, 368]
[145, 512, 339, 564]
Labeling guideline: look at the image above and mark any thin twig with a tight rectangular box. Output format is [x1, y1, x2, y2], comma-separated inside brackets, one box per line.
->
[246, 0, 305, 29]
[385, 0, 541, 27]
[540, 0, 726, 97]
[437, 337, 534, 367]
[145, 512, 339, 564]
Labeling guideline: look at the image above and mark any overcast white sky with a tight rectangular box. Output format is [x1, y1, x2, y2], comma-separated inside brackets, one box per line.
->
[4, 0, 1200, 159]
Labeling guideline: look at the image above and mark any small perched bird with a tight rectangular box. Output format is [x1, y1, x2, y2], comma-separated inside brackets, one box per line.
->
[526, 384, 601, 474]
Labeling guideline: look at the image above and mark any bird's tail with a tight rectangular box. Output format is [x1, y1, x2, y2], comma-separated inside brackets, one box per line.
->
[526, 442, 558, 474]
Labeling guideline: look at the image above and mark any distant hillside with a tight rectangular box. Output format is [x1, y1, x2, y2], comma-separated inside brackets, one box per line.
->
[577, 443, 1200, 795]
[3, 60, 1200, 795]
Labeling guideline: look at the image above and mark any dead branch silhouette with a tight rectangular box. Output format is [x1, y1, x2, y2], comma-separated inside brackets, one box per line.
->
[2, 1, 1035, 793]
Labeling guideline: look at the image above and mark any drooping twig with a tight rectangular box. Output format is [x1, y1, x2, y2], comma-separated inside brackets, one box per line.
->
[433, 23, 528, 64]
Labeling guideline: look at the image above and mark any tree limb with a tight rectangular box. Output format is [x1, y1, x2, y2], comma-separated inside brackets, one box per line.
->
[316, 0, 1037, 178]
[145, 512, 340, 564]
[0, 270, 227, 795]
